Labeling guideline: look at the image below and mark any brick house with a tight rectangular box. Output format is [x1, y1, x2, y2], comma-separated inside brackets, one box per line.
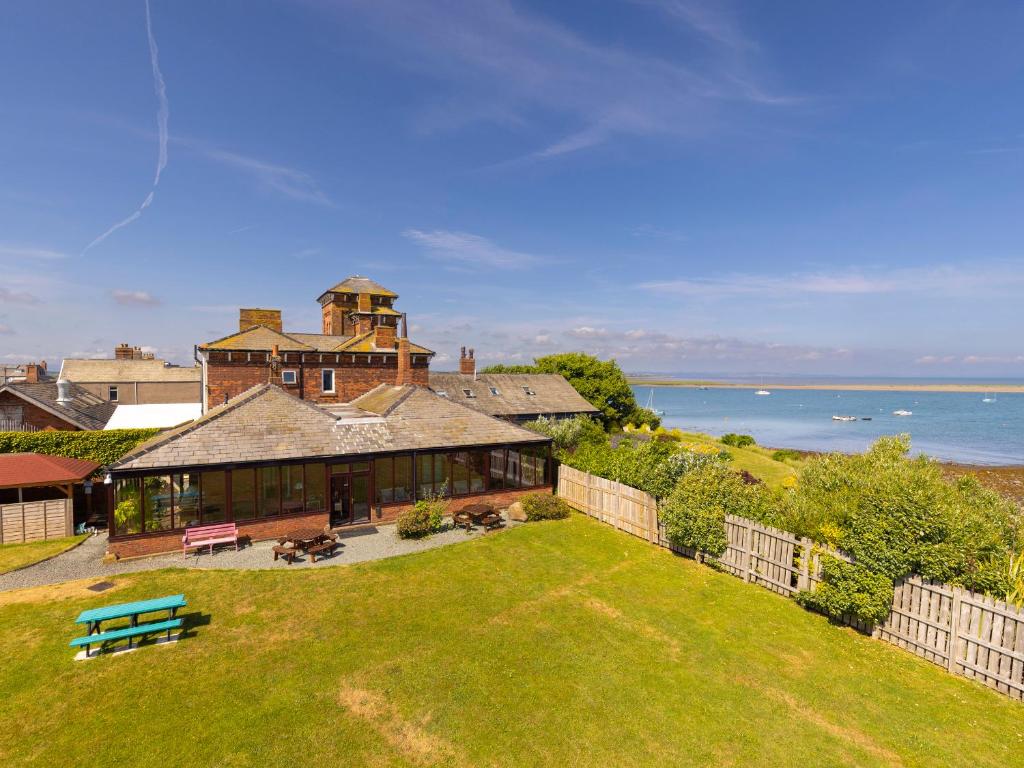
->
[59, 345, 201, 405]
[0, 373, 115, 432]
[106, 382, 552, 557]
[196, 276, 433, 411]
[429, 348, 599, 424]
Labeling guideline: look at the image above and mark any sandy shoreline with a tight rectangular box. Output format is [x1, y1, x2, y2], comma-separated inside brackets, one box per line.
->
[629, 379, 1024, 394]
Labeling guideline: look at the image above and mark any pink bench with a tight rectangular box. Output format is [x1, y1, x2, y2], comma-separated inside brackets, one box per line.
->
[182, 523, 239, 557]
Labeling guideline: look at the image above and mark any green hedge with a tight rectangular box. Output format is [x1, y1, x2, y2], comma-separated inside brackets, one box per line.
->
[0, 429, 160, 466]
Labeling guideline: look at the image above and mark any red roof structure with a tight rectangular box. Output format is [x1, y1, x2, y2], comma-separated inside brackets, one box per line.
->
[0, 453, 100, 489]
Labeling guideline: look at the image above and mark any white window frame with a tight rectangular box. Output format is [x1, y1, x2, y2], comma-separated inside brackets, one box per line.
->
[281, 370, 297, 385]
[108, 385, 119, 402]
[321, 368, 335, 393]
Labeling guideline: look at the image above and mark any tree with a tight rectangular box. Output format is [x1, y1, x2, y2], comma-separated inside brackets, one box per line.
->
[482, 352, 659, 429]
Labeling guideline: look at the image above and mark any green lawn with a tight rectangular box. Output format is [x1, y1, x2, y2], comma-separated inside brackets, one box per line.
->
[0, 534, 88, 575]
[1, 517, 1020, 767]
[674, 431, 802, 487]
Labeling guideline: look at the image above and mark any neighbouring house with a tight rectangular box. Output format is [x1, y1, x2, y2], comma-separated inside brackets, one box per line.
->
[0, 453, 102, 539]
[1, 361, 51, 385]
[105, 383, 553, 557]
[0, 379, 115, 432]
[195, 276, 434, 411]
[428, 348, 599, 424]
[59, 344, 202, 405]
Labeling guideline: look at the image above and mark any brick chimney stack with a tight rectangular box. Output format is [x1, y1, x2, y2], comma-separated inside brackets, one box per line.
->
[459, 346, 476, 376]
[115, 343, 134, 360]
[23, 363, 42, 383]
[396, 313, 412, 385]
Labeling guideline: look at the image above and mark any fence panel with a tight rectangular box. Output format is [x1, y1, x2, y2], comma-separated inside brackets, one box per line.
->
[0, 499, 73, 543]
[556, 464, 1024, 702]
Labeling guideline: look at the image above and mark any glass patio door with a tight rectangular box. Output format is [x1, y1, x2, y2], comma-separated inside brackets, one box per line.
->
[330, 467, 372, 526]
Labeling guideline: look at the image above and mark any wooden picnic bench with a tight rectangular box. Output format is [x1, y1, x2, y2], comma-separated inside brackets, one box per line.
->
[70, 594, 187, 659]
[182, 522, 239, 557]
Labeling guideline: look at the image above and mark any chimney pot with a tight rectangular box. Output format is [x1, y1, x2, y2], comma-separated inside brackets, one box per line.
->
[459, 346, 476, 377]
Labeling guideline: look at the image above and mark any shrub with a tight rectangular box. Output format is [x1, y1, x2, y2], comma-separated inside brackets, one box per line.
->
[523, 415, 606, 454]
[772, 449, 802, 462]
[521, 493, 571, 521]
[560, 440, 723, 499]
[396, 498, 447, 539]
[721, 433, 755, 448]
[796, 556, 895, 626]
[0, 428, 160, 465]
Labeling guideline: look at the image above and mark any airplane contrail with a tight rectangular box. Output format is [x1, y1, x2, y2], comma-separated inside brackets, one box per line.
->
[83, 0, 168, 253]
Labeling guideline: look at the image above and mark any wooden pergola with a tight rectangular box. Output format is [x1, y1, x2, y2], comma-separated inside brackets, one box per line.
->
[0, 453, 100, 503]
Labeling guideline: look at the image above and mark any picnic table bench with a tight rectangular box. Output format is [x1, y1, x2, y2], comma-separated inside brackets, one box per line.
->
[70, 594, 187, 658]
[182, 522, 239, 556]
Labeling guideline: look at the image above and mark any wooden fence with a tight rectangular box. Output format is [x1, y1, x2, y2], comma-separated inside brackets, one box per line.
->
[557, 464, 1024, 702]
[0, 499, 73, 543]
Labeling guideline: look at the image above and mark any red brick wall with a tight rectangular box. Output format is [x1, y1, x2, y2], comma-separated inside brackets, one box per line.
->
[107, 510, 329, 558]
[0, 391, 80, 431]
[204, 352, 430, 409]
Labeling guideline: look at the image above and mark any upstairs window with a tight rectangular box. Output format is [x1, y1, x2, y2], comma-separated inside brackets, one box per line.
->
[282, 370, 297, 385]
[463, 388, 477, 398]
[489, 387, 501, 396]
[108, 385, 119, 402]
[321, 369, 335, 393]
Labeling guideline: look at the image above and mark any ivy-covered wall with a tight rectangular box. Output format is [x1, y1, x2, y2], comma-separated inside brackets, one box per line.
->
[0, 429, 160, 466]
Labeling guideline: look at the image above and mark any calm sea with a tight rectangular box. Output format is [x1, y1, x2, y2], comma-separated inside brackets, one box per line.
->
[632, 386, 1024, 465]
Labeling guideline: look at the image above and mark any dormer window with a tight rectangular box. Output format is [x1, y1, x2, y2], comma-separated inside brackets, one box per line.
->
[463, 389, 477, 398]
[489, 387, 501, 396]
[522, 386, 536, 396]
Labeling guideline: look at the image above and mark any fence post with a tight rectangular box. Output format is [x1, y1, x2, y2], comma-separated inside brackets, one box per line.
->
[797, 537, 811, 592]
[647, 498, 658, 545]
[583, 470, 592, 519]
[742, 519, 754, 582]
[947, 587, 963, 675]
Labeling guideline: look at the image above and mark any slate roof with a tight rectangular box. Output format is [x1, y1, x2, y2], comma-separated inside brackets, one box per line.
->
[427, 373, 599, 418]
[0, 381, 116, 431]
[318, 275, 398, 300]
[0, 453, 100, 488]
[59, 358, 201, 383]
[201, 327, 433, 356]
[111, 384, 547, 472]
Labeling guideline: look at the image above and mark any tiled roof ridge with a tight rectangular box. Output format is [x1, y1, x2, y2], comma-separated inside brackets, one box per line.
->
[110, 384, 275, 467]
[410, 385, 550, 439]
[201, 324, 316, 351]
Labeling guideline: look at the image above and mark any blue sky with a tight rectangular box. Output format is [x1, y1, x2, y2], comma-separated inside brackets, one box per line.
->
[2, 1, 1023, 376]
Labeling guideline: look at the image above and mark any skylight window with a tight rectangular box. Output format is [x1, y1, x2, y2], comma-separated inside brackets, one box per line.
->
[463, 388, 477, 398]
[489, 387, 501, 396]
[522, 386, 536, 396]
[436, 390, 448, 398]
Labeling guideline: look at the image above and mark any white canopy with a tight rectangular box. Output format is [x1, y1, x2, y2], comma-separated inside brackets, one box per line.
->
[103, 403, 202, 430]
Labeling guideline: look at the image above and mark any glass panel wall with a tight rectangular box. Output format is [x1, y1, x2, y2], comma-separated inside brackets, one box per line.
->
[468, 452, 486, 492]
[351, 474, 370, 523]
[143, 475, 173, 532]
[114, 478, 142, 536]
[489, 448, 506, 490]
[201, 471, 227, 523]
[174, 473, 200, 528]
[505, 448, 522, 488]
[259, 467, 280, 517]
[304, 464, 326, 512]
[394, 456, 413, 502]
[232, 468, 256, 520]
[281, 465, 303, 514]
[451, 452, 469, 495]
[417, 454, 433, 500]
[433, 453, 450, 497]
[374, 457, 394, 504]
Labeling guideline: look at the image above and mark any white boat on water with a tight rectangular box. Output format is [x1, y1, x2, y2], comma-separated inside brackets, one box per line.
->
[982, 393, 997, 403]
[832, 415, 857, 422]
[892, 409, 913, 416]
[645, 388, 665, 416]
[755, 389, 771, 396]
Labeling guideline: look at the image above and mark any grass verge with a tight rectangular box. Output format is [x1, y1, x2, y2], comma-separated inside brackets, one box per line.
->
[0, 516, 1020, 767]
[0, 534, 88, 575]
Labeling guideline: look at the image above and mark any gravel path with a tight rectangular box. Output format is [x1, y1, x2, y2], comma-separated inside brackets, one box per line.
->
[0, 517, 519, 592]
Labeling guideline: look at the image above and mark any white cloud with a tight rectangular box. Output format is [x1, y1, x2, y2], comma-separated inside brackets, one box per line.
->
[0, 287, 40, 304]
[112, 289, 161, 307]
[0, 245, 68, 260]
[403, 229, 540, 269]
[314, 0, 793, 160]
[638, 263, 1024, 300]
[198, 146, 333, 206]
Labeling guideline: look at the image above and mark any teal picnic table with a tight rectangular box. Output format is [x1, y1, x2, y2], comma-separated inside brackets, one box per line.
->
[70, 594, 187, 658]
